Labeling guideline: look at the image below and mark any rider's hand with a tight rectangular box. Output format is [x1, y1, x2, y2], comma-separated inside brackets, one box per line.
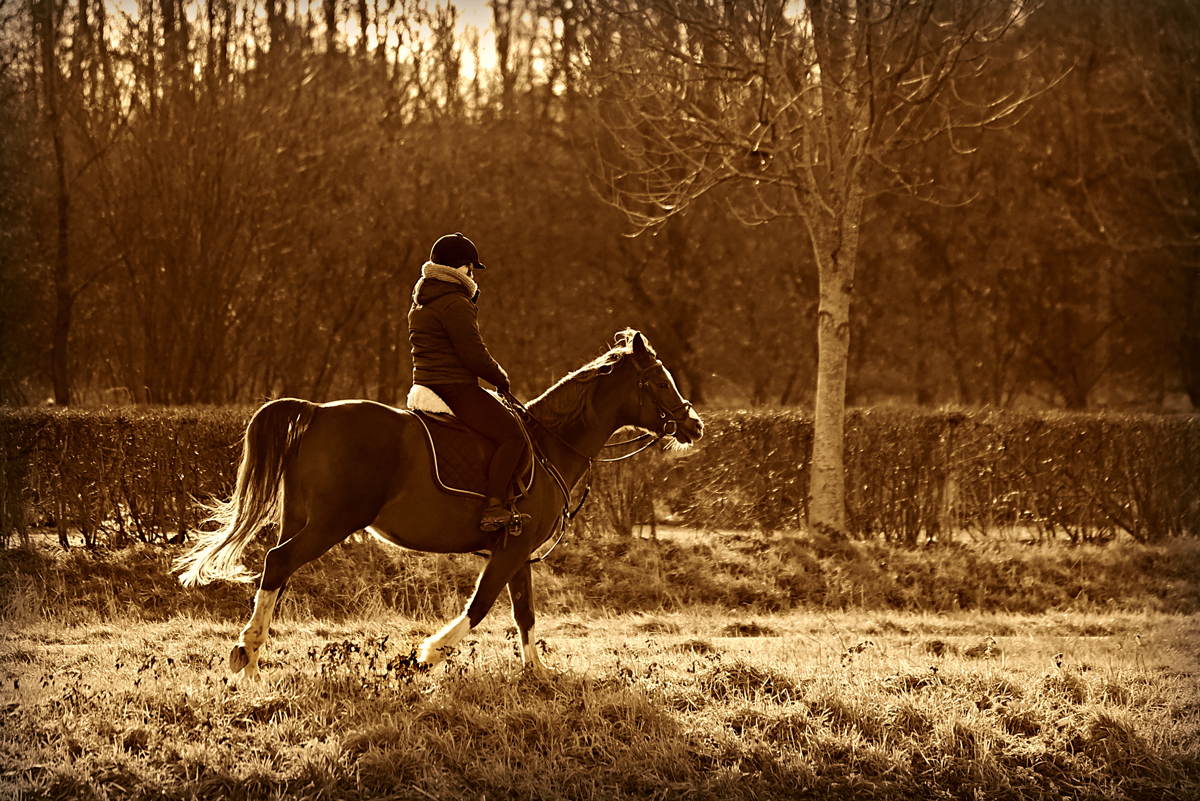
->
[495, 368, 511, 395]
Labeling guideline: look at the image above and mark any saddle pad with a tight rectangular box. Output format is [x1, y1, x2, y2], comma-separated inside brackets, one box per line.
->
[407, 383, 504, 414]
[407, 384, 453, 414]
[411, 411, 494, 497]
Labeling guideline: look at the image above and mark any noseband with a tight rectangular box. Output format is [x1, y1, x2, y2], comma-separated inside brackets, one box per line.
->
[636, 360, 695, 438]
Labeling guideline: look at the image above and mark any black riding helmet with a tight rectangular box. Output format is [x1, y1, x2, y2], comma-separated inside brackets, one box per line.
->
[430, 232, 486, 270]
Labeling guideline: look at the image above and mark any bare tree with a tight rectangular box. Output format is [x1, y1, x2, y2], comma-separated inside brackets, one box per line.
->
[1099, 0, 1200, 405]
[0, 0, 44, 404]
[33, 0, 73, 405]
[586, 0, 1042, 537]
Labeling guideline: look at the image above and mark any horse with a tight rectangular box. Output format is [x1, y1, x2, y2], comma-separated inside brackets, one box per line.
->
[174, 329, 703, 680]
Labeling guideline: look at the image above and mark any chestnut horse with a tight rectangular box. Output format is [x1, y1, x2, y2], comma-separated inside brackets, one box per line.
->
[175, 330, 703, 679]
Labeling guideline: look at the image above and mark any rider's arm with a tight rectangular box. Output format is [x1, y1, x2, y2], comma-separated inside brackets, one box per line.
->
[441, 296, 509, 390]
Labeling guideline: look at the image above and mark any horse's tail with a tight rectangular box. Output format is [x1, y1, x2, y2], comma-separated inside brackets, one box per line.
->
[175, 398, 317, 587]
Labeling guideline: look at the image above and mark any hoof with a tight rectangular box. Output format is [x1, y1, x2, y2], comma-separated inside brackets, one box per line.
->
[418, 615, 471, 666]
[229, 644, 250, 674]
[417, 642, 448, 667]
[521, 660, 548, 677]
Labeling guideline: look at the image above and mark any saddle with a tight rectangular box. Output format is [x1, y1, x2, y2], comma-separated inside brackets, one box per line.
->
[405, 385, 513, 498]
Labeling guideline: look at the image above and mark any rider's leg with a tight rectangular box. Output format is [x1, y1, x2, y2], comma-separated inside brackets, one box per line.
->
[426, 383, 525, 527]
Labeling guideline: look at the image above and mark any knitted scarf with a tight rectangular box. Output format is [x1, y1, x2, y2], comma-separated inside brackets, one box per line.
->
[419, 261, 477, 298]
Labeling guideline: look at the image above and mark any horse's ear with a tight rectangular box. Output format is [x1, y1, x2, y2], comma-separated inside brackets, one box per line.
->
[630, 331, 648, 355]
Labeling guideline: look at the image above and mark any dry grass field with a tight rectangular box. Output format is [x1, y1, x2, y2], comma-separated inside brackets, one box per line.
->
[2, 600, 1197, 800]
[2, 528, 1199, 799]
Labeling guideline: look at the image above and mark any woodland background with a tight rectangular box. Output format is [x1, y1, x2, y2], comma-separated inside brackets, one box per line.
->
[0, 0, 1197, 412]
[2, 8, 1198, 797]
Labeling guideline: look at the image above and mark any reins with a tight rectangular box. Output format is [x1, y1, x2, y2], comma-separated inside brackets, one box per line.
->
[476, 357, 693, 565]
[497, 392, 665, 564]
[593, 431, 662, 462]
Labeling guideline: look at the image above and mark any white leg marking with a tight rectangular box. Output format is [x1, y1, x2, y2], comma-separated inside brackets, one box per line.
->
[237, 588, 279, 681]
[519, 625, 544, 670]
[418, 613, 471, 666]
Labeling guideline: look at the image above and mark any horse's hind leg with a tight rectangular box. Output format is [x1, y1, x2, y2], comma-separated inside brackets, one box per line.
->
[231, 508, 361, 681]
[507, 562, 543, 670]
[231, 587, 280, 681]
[228, 495, 295, 680]
[229, 495, 305, 681]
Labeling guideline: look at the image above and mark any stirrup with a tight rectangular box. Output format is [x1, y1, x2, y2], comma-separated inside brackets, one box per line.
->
[480, 499, 518, 533]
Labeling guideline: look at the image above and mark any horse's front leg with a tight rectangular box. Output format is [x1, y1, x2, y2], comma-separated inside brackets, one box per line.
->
[507, 561, 544, 671]
[418, 544, 530, 666]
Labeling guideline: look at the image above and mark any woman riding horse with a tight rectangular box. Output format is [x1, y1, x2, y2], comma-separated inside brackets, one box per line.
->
[175, 330, 703, 680]
[409, 233, 524, 532]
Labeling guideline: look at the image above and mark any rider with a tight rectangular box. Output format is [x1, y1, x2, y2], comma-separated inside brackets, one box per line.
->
[409, 233, 523, 532]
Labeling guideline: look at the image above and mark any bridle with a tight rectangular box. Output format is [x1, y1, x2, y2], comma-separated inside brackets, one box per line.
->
[633, 358, 696, 443]
[497, 355, 697, 563]
[516, 356, 695, 466]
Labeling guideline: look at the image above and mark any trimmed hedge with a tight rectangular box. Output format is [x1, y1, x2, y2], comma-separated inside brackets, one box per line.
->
[1, 406, 1198, 548]
[0, 407, 247, 548]
[660, 409, 1200, 544]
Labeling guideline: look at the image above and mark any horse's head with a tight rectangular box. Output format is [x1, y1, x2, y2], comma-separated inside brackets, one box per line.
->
[621, 330, 704, 447]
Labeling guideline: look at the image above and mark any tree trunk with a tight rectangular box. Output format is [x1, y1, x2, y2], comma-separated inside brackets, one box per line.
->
[377, 304, 397, 405]
[324, 0, 338, 56]
[493, 0, 516, 115]
[1181, 267, 1200, 407]
[356, 0, 368, 58]
[161, 0, 177, 92]
[804, 189, 864, 540]
[51, 251, 73, 406]
[38, 0, 73, 406]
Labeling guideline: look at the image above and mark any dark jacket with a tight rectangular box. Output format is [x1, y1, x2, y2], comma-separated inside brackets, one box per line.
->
[409, 277, 507, 388]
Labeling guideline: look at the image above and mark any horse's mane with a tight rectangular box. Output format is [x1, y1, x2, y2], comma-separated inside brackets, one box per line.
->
[528, 329, 652, 432]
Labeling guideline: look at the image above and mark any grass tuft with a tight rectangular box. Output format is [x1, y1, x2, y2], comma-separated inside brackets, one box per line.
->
[1037, 668, 1090, 706]
[721, 620, 779, 637]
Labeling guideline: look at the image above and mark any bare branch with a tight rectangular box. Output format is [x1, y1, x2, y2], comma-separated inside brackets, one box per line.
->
[586, 0, 1046, 230]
